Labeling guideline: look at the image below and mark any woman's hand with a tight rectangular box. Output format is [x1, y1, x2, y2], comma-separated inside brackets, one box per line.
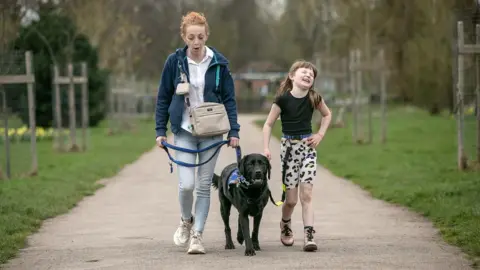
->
[229, 137, 239, 148]
[156, 136, 167, 149]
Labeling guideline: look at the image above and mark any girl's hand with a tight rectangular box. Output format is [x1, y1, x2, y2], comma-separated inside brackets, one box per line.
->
[306, 133, 324, 148]
[263, 148, 272, 160]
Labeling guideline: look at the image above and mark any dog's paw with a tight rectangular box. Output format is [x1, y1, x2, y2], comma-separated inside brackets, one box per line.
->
[225, 241, 235, 250]
[253, 242, 261, 251]
[236, 233, 244, 245]
[244, 248, 256, 256]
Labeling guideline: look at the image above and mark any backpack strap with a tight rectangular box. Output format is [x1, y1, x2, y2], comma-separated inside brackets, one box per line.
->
[214, 64, 222, 102]
[177, 60, 188, 83]
[178, 58, 222, 102]
[216, 64, 220, 91]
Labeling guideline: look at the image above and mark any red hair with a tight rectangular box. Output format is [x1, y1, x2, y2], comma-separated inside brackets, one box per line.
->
[180, 11, 210, 36]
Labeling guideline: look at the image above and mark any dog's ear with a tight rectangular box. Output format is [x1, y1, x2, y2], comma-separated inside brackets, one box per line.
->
[267, 162, 271, 180]
[238, 156, 247, 175]
[262, 155, 271, 180]
[267, 160, 272, 180]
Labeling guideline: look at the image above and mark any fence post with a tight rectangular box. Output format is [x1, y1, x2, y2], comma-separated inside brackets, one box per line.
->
[380, 49, 387, 144]
[53, 65, 64, 151]
[456, 21, 467, 170]
[349, 50, 358, 143]
[355, 49, 364, 143]
[476, 24, 480, 163]
[81, 62, 88, 151]
[1, 87, 11, 179]
[67, 63, 78, 151]
[25, 51, 37, 175]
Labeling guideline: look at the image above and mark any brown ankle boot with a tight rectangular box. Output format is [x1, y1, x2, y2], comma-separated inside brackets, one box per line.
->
[280, 219, 294, 246]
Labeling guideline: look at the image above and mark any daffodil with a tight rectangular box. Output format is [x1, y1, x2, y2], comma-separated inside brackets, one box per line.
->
[466, 106, 474, 116]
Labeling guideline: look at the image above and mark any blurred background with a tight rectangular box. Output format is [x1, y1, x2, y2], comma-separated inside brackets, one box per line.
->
[2, 0, 478, 112]
[0, 1, 479, 266]
[0, 0, 479, 169]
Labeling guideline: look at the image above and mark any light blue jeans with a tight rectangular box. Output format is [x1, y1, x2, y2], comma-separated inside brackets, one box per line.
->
[173, 129, 223, 233]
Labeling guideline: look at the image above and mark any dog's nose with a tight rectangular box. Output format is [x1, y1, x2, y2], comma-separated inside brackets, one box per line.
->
[255, 171, 263, 178]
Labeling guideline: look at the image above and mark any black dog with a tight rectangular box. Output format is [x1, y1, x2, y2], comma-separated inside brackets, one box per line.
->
[212, 153, 272, 256]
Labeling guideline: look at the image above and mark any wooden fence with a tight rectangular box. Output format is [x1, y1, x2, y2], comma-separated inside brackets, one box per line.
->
[0, 51, 37, 179]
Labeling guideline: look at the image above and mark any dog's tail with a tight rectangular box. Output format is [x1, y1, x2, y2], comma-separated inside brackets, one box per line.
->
[211, 173, 221, 189]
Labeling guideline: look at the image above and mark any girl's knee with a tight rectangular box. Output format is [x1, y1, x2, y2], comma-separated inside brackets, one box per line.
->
[285, 199, 297, 208]
[299, 183, 313, 204]
[284, 194, 298, 208]
[300, 193, 312, 205]
[284, 188, 298, 207]
[299, 188, 313, 205]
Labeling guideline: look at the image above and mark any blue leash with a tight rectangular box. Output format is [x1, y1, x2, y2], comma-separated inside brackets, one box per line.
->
[161, 139, 241, 173]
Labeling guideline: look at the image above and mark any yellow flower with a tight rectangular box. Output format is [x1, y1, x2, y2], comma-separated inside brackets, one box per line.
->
[17, 126, 28, 135]
[466, 106, 474, 116]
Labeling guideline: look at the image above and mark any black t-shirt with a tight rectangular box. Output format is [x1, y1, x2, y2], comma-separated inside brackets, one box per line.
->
[274, 91, 317, 136]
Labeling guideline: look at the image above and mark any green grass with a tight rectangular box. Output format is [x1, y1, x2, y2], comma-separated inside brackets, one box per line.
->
[0, 142, 32, 179]
[255, 106, 480, 267]
[0, 113, 47, 178]
[0, 119, 156, 265]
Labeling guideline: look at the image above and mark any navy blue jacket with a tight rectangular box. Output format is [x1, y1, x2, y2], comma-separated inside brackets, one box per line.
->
[155, 46, 240, 139]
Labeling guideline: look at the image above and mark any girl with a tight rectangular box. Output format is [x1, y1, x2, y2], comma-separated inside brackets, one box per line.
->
[155, 11, 240, 254]
[262, 60, 332, 251]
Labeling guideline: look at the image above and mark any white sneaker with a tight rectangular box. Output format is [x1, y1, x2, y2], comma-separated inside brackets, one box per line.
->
[173, 217, 194, 247]
[187, 231, 206, 254]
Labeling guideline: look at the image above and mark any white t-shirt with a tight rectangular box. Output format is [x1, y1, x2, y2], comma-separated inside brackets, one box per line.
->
[181, 46, 214, 133]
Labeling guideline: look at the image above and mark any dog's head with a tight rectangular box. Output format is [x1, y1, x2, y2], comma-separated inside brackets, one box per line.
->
[238, 153, 271, 188]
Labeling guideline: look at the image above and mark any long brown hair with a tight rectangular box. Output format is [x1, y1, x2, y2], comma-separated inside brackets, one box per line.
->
[276, 60, 322, 108]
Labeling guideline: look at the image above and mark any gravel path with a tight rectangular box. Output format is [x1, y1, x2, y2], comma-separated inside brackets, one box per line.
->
[2, 114, 472, 270]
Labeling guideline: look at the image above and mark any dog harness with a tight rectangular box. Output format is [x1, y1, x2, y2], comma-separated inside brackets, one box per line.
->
[227, 168, 246, 185]
[226, 168, 250, 187]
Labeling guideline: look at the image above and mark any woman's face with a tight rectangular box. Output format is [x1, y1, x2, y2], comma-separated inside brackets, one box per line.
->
[290, 67, 315, 90]
[182, 24, 208, 57]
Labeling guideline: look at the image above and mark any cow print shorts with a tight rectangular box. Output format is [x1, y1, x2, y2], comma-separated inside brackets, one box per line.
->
[280, 138, 317, 190]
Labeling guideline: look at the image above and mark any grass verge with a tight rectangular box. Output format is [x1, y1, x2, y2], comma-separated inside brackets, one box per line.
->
[255, 106, 480, 267]
[0, 119, 155, 265]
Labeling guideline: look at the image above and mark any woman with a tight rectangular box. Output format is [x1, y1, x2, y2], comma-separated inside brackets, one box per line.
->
[155, 11, 240, 255]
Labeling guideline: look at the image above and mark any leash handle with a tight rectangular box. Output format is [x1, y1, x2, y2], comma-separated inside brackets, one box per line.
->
[235, 146, 242, 165]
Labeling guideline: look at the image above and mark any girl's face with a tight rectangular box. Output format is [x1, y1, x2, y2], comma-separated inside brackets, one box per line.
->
[290, 67, 315, 91]
[182, 24, 208, 57]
